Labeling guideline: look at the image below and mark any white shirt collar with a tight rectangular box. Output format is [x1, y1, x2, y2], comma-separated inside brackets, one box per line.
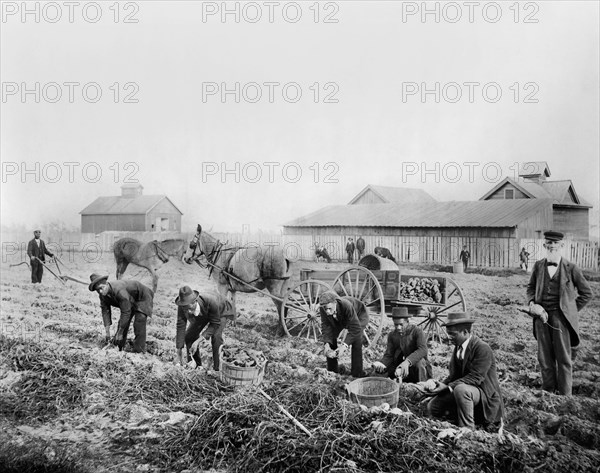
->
[458, 336, 471, 359]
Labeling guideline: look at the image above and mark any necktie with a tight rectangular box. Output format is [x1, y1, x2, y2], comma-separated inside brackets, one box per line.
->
[546, 262, 557, 267]
[457, 346, 463, 360]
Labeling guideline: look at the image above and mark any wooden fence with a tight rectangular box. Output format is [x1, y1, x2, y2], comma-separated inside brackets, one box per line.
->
[2, 230, 597, 270]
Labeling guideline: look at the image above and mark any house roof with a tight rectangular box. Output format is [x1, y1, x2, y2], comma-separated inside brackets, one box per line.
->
[283, 198, 553, 228]
[480, 177, 591, 207]
[348, 185, 436, 205]
[80, 195, 183, 215]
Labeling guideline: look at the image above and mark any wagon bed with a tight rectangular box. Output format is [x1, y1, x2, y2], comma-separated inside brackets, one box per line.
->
[280, 255, 466, 346]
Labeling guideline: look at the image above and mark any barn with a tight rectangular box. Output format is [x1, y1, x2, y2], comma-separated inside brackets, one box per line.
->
[479, 162, 592, 240]
[80, 184, 183, 233]
[282, 196, 553, 267]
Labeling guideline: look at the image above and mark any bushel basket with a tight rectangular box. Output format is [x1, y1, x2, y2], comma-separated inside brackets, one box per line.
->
[346, 377, 400, 408]
[219, 346, 266, 387]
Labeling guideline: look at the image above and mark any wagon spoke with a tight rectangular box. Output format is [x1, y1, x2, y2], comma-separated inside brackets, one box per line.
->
[435, 300, 462, 314]
[281, 280, 331, 340]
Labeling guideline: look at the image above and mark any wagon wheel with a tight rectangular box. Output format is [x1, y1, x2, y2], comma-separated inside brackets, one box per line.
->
[418, 277, 467, 342]
[331, 266, 386, 348]
[280, 280, 332, 342]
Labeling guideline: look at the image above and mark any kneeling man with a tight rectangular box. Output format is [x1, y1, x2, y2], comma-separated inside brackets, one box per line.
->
[426, 312, 504, 430]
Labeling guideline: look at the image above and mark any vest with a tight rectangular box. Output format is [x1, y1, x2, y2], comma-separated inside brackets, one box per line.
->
[540, 266, 561, 311]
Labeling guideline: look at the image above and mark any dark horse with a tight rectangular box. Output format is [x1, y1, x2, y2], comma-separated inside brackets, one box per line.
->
[374, 246, 396, 263]
[113, 238, 187, 292]
[184, 224, 292, 316]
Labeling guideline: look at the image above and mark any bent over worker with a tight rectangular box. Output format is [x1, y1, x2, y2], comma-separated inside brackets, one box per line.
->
[89, 273, 154, 353]
[175, 286, 234, 371]
[319, 291, 368, 378]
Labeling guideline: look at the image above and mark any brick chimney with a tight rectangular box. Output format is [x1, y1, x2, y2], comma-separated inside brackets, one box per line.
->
[121, 184, 143, 198]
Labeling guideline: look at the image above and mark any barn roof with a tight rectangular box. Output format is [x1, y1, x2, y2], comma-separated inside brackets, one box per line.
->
[80, 195, 183, 215]
[480, 177, 591, 207]
[348, 185, 436, 204]
[283, 198, 553, 228]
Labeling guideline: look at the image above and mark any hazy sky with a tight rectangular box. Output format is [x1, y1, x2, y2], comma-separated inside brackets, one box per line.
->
[1, 1, 598, 234]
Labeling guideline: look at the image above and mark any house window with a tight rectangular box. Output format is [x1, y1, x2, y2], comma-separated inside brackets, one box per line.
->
[504, 188, 515, 199]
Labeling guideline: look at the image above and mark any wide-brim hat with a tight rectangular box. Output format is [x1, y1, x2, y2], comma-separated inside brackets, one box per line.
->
[443, 312, 476, 327]
[389, 307, 410, 319]
[175, 286, 200, 306]
[89, 273, 109, 291]
[543, 231, 564, 242]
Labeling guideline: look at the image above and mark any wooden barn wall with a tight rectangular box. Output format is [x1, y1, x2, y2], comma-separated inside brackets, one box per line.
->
[515, 205, 553, 239]
[81, 214, 146, 233]
[485, 183, 529, 200]
[282, 226, 519, 267]
[552, 207, 589, 240]
[351, 191, 386, 205]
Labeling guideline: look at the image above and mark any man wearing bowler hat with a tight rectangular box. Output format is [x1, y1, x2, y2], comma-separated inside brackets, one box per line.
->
[27, 230, 54, 284]
[319, 291, 369, 378]
[372, 307, 432, 382]
[175, 286, 234, 371]
[89, 273, 154, 353]
[426, 312, 504, 430]
[527, 230, 592, 396]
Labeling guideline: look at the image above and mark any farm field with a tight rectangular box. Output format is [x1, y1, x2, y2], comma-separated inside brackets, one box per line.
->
[1, 252, 599, 473]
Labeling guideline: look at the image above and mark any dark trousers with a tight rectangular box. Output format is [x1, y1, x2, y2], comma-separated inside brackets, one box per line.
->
[347, 252, 354, 264]
[462, 260, 468, 271]
[185, 318, 227, 370]
[327, 337, 363, 377]
[117, 311, 147, 353]
[31, 259, 44, 283]
[427, 384, 483, 429]
[535, 309, 573, 395]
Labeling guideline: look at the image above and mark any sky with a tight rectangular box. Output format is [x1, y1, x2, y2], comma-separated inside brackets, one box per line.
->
[1, 1, 599, 235]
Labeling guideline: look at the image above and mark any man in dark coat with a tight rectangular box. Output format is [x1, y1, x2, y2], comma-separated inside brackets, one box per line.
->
[356, 236, 366, 260]
[426, 312, 504, 430]
[346, 238, 355, 264]
[175, 286, 234, 371]
[526, 231, 592, 396]
[89, 273, 154, 353]
[320, 291, 368, 377]
[26, 230, 54, 283]
[459, 245, 471, 271]
[372, 307, 432, 382]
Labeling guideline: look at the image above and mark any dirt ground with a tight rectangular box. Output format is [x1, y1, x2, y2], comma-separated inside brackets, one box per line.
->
[1, 251, 599, 472]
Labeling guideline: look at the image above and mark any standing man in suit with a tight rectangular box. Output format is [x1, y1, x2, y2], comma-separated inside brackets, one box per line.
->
[459, 245, 471, 272]
[346, 238, 356, 264]
[89, 273, 154, 353]
[26, 230, 54, 283]
[526, 231, 592, 396]
[426, 312, 504, 430]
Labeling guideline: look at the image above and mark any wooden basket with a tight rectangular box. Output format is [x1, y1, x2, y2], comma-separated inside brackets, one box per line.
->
[346, 377, 400, 408]
[219, 347, 266, 387]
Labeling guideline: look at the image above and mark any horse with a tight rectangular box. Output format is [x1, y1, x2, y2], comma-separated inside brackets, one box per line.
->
[314, 244, 332, 263]
[113, 238, 187, 292]
[374, 246, 396, 263]
[183, 224, 292, 317]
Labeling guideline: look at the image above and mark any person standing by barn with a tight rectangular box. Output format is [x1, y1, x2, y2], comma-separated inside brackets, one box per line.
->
[356, 236, 366, 260]
[89, 274, 154, 353]
[346, 238, 356, 264]
[27, 230, 54, 284]
[519, 247, 530, 271]
[459, 245, 471, 272]
[526, 231, 592, 396]
[319, 291, 368, 378]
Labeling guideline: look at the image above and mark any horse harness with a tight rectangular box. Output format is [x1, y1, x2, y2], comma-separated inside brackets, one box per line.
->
[189, 232, 290, 292]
